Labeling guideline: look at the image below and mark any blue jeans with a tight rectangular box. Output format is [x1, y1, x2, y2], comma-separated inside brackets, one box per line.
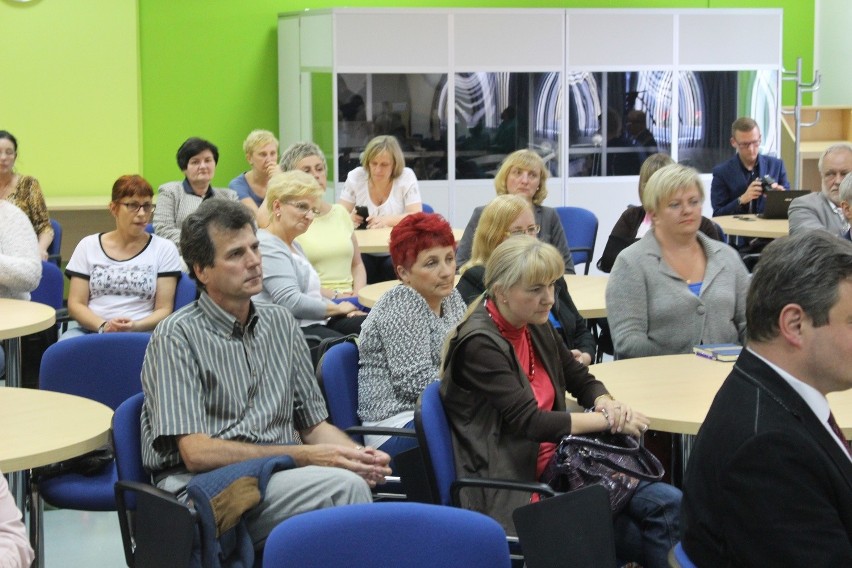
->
[376, 420, 419, 476]
[614, 481, 681, 568]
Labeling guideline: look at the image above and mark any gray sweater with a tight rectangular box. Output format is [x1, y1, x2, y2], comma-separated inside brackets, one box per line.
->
[606, 230, 748, 359]
[357, 284, 466, 422]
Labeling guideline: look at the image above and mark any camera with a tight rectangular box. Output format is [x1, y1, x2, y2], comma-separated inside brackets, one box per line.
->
[760, 175, 777, 192]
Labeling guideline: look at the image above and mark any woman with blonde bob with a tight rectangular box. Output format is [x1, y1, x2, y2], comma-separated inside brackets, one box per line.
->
[254, 170, 366, 355]
[455, 149, 574, 272]
[597, 153, 720, 273]
[457, 195, 595, 365]
[339, 135, 422, 282]
[606, 164, 748, 359]
[442, 236, 681, 567]
[229, 129, 280, 216]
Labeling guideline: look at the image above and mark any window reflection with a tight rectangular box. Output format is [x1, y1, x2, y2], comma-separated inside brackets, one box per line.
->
[337, 73, 448, 182]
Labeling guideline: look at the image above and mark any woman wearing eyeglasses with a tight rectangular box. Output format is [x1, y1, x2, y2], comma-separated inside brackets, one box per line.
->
[606, 164, 749, 359]
[152, 137, 238, 248]
[455, 149, 575, 274]
[255, 171, 366, 358]
[458, 195, 595, 366]
[64, 175, 182, 339]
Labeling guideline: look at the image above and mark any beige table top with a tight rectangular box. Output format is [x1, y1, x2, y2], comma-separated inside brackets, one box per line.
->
[712, 214, 789, 238]
[355, 228, 465, 254]
[0, 388, 113, 473]
[45, 196, 109, 212]
[589, 354, 852, 436]
[0, 299, 56, 341]
[358, 274, 608, 319]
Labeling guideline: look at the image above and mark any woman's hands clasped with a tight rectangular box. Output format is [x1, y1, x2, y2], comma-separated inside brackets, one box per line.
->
[595, 398, 650, 438]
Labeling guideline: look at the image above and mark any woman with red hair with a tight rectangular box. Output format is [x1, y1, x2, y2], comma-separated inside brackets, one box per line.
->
[357, 213, 466, 466]
[64, 175, 182, 339]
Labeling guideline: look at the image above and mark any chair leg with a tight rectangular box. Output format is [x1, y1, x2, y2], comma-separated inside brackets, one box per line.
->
[28, 479, 45, 568]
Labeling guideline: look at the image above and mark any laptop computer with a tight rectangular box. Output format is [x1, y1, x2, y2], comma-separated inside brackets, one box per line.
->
[758, 190, 811, 219]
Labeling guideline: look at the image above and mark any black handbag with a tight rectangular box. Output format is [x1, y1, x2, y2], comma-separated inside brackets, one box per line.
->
[541, 432, 664, 514]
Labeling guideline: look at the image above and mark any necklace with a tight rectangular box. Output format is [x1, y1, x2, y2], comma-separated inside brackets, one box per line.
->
[486, 300, 536, 380]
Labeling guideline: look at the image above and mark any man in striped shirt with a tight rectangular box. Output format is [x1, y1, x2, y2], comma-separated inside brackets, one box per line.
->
[141, 199, 390, 546]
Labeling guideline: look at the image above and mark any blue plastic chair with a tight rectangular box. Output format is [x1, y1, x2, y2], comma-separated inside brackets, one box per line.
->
[30, 333, 151, 566]
[144, 222, 154, 234]
[113, 393, 196, 568]
[47, 218, 62, 266]
[263, 502, 511, 568]
[554, 207, 598, 275]
[421, 203, 434, 213]
[174, 272, 197, 310]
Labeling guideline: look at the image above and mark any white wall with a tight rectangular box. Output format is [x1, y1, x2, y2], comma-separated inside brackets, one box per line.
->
[814, 0, 852, 105]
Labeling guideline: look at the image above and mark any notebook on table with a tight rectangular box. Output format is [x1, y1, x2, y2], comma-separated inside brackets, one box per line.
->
[758, 190, 810, 219]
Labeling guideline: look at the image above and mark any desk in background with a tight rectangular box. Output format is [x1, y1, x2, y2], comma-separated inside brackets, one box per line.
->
[355, 227, 465, 254]
[45, 196, 112, 262]
[712, 214, 789, 239]
[358, 274, 608, 319]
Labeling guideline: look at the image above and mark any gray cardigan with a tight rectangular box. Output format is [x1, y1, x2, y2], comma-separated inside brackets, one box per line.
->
[606, 230, 748, 359]
[455, 204, 575, 274]
[153, 180, 237, 247]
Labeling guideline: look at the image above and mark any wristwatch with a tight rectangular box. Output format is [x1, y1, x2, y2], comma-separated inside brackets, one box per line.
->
[98, 321, 107, 334]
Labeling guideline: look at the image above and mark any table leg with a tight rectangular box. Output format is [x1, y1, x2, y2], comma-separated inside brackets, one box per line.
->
[4, 338, 27, 513]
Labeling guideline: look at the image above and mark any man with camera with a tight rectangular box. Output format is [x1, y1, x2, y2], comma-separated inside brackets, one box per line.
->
[789, 142, 852, 238]
[710, 116, 790, 217]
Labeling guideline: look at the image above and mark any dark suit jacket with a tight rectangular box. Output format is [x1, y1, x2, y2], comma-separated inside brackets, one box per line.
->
[682, 349, 852, 566]
[710, 154, 790, 216]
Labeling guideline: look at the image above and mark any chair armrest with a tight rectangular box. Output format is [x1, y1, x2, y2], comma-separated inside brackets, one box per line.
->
[451, 477, 558, 506]
[344, 426, 417, 439]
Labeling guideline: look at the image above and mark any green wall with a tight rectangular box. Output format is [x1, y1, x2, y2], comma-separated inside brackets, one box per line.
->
[1, 1, 813, 198]
[0, 0, 140, 198]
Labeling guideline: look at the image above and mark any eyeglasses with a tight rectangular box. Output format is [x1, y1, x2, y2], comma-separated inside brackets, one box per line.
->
[119, 202, 156, 214]
[286, 201, 321, 216]
[665, 198, 702, 213]
[507, 224, 541, 237]
[735, 138, 761, 150]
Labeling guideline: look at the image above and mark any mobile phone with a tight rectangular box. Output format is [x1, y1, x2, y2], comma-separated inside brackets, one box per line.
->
[354, 206, 369, 230]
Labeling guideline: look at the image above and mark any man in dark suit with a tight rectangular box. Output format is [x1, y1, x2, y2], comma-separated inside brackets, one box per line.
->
[710, 116, 790, 217]
[682, 231, 852, 566]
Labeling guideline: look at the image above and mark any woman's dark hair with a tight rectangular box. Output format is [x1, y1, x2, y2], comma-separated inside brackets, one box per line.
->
[389, 212, 455, 274]
[0, 130, 18, 152]
[176, 137, 219, 171]
[111, 174, 154, 203]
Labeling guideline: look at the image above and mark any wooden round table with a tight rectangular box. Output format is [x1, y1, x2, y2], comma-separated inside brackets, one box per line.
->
[1, 299, 56, 388]
[0, 388, 113, 473]
[711, 214, 789, 239]
[357, 274, 609, 319]
[355, 227, 465, 254]
[589, 354, 852, 436]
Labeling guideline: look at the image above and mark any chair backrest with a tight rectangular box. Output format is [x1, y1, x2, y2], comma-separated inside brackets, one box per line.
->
[512, 485, 616, 568]
[421, 203, 435, 214]
[555, 206, 598, 274]
[113, 393, 148, 487]
[414, 382, 458, 506]
[48, 218, 62, 265]
[316, 341, 362, 439]
[173, 272, 197, 310]
[31, 260, 64, 310]
[263, 502, 511, 568]
[39, 333, 150, 410]
[145, 223, 154, 234]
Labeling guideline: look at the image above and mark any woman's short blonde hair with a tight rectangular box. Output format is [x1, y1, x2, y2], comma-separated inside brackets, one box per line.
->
[638, 153, 674, 202]
[464, 195, 531, 272]
[265, 170, 324, 215]
[243, 129, 279, 156]
[484, 236, 564, 298]
[361, 135, 405, 180]
[641, 163, 704, 213]
[494, 149, 549, 205]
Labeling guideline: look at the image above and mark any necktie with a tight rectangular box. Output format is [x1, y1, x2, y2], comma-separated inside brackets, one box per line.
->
[827, 411, 851, 457]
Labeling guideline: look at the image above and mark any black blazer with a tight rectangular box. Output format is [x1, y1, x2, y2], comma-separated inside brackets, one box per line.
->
[682, 349, 852, 566]
[710, 153, 790, 216]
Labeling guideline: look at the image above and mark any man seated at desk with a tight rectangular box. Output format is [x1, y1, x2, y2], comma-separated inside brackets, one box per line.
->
[789, 142, 852, 238]
[710, 116, 789, 217]
[140, 199, 390, 548]
[681, 231, 852, 566]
